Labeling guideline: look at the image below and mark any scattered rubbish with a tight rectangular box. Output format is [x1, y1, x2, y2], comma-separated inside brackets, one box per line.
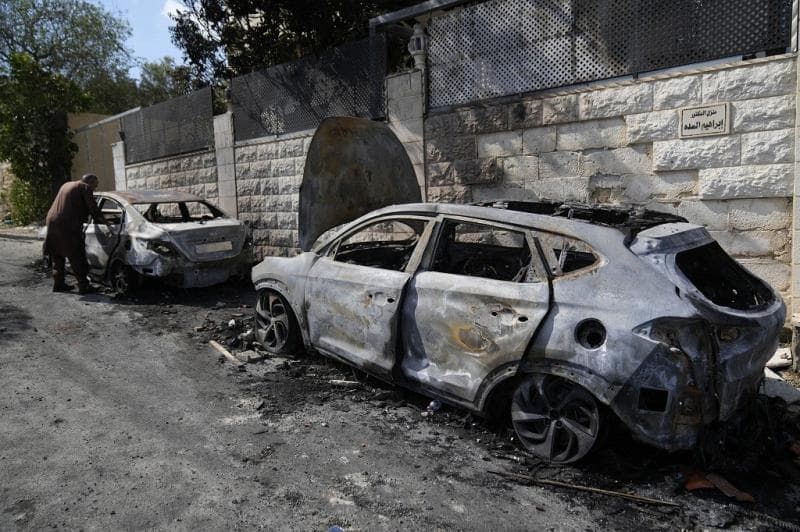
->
[328, 527, 344, 532]
[194, 325, 205, 332]
[427, 400, 442, 413]
[767, 347, 793, 370]
[740, 509, 800, 532]
[256, 401, 265, 410]
[234, 350, 263, 363]
[329, 380, 361, 388]
[489, 470, 680, 507]
[231, 312, 245, 318]
[253, 429, 268, 435]
[228, 319, 237, 329]
[684, 470, 714, 491]
[705, 473, 755, 503]
[214, 301, 225, 309]
[209, 340, 245, 370]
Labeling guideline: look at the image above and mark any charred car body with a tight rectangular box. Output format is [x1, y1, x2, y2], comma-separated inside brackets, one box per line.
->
[48, 190, 252, 292]
[252, 200, 785, 463]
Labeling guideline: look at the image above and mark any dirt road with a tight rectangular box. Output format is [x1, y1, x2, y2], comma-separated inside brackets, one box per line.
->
[2, 228, 799, 531]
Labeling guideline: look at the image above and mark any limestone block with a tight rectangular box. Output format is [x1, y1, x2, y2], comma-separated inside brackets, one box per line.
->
[503, 156, 539, 185]
[738, 259, 791, 292]
[653, 76, 702, 110]
[456, 104, 508, 134]
[741, 129, 794, 165]
[278, 176, 300, 195]
[623, 171, 696, 202]
[236, 146, 257, 163]
[388, 95, 424, 122]
[653, 137, 740, 171]
[271, 159, 295, 177]
[525, 177, 590, 202]
[279, 138, 305, 158]
[237, 179, 261, 196]
[471, 184, 530, 203]
[579, 84, 652, 120]
[250, 160, 272, 180]
[261, 178, 279, 195]
[276, 212, 298, 230]
[626, 110, 679, 144]
[509, 100, 543, 130]
[425, 112, 457, 139]
[582, 146, 651, 176]
[453, 159, 502, 185]
[698, 164, 793, 199]
[257, 142, 280, 160]
[234, 163, 250, 180]
[703, 59, 795, 103]
[675, 200, 729, 230]
[386, 71, 423, 99]
[426, 135, 476, 162]
[390, 119, 423, 143]
[522, 126, 557, 154]
[542, 94, 578, 124]
[732, 95, 795, 133]
[427, 185, 472, 203]
[709, 229, 787, 257]
[727, 198, 792, 230]
[427, 162, 453, 186]
[205, 182, 218, 198]
[539, 152, 580, 179]
[556, 118, 627, 151]
[477, 131, 523, 158]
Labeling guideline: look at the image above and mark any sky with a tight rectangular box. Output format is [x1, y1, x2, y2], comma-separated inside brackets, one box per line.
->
[94, 0, 186, 79]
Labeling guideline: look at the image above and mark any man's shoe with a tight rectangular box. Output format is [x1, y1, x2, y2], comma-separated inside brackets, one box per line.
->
[53, 283, 74, 292]
[77, 284, 98, 294]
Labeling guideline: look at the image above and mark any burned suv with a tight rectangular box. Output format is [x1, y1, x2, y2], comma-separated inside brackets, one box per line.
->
[251, 201, 784, 463]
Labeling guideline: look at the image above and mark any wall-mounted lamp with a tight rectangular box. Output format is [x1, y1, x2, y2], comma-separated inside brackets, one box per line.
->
[408, 23, 427, 71]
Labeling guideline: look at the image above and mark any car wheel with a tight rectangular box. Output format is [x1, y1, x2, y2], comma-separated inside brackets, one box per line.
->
[511, 374, 601, 464]
[254, 289, 300, 355]
[110, 262, 136, 295]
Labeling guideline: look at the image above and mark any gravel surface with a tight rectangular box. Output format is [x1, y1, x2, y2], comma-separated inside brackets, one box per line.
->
[2, 227, 800, 531]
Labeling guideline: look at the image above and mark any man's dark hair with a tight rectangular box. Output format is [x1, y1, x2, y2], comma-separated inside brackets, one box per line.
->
[81, 174, 99, 185]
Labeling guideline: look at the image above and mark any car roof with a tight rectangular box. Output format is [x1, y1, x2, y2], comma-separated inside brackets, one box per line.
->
[100, 190, 204, 204]
[337, 202, 694, 246]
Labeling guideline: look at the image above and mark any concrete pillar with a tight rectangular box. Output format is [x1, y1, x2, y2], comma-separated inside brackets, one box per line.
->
[111, 141, 126, 191]
[792, 53, 800, 369]
[386, 69, 426, 200]
[214, 112, 237, 216]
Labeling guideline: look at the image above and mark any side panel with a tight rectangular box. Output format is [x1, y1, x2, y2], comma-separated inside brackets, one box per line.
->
[304, 257, 410, 377]
[401, 272, 550, 404]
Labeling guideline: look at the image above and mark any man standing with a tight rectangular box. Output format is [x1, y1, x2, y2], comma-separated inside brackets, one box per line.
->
[44, 174, 109, 294]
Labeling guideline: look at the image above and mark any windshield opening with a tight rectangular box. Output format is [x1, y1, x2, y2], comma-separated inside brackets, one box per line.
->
[133, 201, 225, 224]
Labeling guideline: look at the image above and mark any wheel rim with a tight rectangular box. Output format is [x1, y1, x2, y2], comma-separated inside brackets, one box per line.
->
[512, 374, 600, 464]
[255, 290, 290, 351]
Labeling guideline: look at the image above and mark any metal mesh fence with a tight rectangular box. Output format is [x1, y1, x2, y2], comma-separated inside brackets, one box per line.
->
[121, 87, 214, 164]
[428, 0, 793, 108]
[231, 35, 387, 141]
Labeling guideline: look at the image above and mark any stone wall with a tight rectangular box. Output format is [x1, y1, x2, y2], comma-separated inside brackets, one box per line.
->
[234, 132, 312, 259]
[125, 151, 218, 202]
[421, 56, 795, 305]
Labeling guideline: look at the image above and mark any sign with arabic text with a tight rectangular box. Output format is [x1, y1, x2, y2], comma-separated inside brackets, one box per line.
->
[679, 104, 729, 138]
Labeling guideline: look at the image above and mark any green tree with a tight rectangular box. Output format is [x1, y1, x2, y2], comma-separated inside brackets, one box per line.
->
[169, 0, 419, 84]
[138, 57, 194, 106]
[0, 53, 86, 223]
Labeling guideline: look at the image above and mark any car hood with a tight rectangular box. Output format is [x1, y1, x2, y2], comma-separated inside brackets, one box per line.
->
[298, 116, 421, 251]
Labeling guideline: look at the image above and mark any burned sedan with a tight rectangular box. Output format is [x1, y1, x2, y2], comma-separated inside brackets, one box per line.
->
[77, 190, 251, 292]
[252, 201, 784, 464]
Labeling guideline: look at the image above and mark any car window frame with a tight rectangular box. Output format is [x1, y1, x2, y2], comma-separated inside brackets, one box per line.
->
[421, 214, 549, 285]
[97, 197, 125, 226]
[323, 214, 436, 274]
[528, 228, 603, 280]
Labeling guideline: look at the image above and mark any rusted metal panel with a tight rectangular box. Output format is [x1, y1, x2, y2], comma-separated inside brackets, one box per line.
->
[299, 117, 421, 251]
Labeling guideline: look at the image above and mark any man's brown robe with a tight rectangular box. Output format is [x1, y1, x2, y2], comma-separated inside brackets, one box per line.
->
[44, 181, 106, 282]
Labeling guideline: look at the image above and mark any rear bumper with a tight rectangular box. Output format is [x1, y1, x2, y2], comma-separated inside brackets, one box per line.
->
[132, 251, 252, 288]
